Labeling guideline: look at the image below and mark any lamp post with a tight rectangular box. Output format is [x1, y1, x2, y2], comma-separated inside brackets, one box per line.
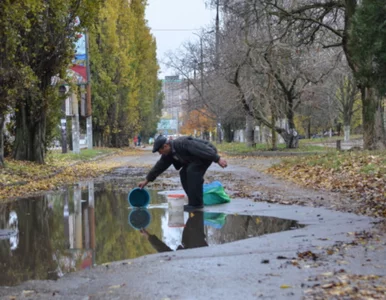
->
[59, 85, 67, 154]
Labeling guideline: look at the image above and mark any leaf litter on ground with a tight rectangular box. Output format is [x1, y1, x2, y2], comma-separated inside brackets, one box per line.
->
[265, 151, 386, 218]
[0, 148, 141, 202]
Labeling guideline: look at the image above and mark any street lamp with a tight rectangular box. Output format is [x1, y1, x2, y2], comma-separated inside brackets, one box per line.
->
[59, 85, 67, 154]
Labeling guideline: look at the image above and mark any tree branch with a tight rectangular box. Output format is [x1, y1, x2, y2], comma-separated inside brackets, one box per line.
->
[322, 42, 343, 48]
[266, 1, 344, 38]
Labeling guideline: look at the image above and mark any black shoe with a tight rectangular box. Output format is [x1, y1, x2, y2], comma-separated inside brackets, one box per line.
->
[184, 204, 204, 211]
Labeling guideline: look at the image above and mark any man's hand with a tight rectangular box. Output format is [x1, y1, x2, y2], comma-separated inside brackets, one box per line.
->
[138, 179, 149, 189]
[140, 228, 150, 237]
[218, 158, 228, 168]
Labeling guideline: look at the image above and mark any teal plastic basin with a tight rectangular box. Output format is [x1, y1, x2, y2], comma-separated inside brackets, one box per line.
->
[128, 188, 150, 207]
[128, 209, 151, 230]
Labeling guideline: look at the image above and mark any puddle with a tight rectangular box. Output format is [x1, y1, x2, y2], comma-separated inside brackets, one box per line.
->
[0, 182, 304, 286]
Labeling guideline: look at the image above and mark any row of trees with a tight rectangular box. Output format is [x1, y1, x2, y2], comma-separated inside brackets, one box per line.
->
[0, 0, 162, 165]
[90, 0, 162, 147]
[167, 0, 385, 150]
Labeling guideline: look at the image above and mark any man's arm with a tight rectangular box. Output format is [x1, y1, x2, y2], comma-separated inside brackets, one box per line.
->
[146, 157, 172, 182]
[138, 156, 173, 188]
[147, 234, 173, 252]
[140, 229, 173, 252]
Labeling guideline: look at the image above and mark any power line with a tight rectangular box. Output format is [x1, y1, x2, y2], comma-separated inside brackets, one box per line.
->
[151, 29, 200, 32]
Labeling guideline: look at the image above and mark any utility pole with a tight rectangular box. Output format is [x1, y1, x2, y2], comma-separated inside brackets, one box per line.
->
[193, 33, 204, 99]
[215, 1, 222, 143]
[85, 31, 93, 149]
[200, 37, 204, 98]
[71, 92, 80, 154]
[59, 85, 68, 153]
[215, 0, 220, 69]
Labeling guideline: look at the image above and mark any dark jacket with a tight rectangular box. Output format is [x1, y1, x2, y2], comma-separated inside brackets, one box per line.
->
[146, 136, 220, 182]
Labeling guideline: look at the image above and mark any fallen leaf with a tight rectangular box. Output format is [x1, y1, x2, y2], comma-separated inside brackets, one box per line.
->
[280, 284, 292, 289]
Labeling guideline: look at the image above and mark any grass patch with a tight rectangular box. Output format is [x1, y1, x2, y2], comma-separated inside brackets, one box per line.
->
[0, 147, 119, 186]
[275, 150, 386, 173]
[360, 163, 377, 174]
[299, 152, 343, 170]
[299, 134, 362, 144]
[47, 147, 118, 164]
[0, 147, 134, 200]
[266, 150, 386, 217]
[215, 141, 329, 154]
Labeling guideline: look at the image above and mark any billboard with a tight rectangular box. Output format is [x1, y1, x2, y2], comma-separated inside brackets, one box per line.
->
[70, 32, 88, 85]
[157, 119, 177, 131]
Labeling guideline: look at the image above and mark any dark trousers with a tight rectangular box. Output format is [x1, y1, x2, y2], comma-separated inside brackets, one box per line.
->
[147, 211, 207, 252]
[182, 211, 208, 248]
[179, 160, 212, 206]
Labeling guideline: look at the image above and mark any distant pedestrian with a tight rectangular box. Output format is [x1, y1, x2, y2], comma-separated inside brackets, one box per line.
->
[137, 135, 142, 146]
[138, 135, 228, 211]
[133, 136, 138, 147]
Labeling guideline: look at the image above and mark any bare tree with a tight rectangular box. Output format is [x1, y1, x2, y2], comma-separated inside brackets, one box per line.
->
[331, 70, 361, 141]
[164, 37, 241, 141]
[219, 0, 339, 148]
[261, 0, 385, 150]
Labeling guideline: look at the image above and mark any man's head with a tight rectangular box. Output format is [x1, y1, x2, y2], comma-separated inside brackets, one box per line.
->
[152, 135, 171, 155]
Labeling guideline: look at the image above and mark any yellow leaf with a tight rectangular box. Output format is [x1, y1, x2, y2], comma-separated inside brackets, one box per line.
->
[22, 290, 34, 296]
[109, 285, 122, 289]
[280, 284, 292, 289]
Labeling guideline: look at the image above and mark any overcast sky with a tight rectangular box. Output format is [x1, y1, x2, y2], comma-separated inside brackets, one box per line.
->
[145, 0, 215, 77]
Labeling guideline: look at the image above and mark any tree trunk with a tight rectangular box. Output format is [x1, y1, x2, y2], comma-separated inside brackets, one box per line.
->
[270, 115, 277, 151]
[223, 124, 233, 142]
[216, 118, 222, 144]
[286, 133, 299, 148]
[13, 101, 46, 164]
[259, 124, 263, 143]
[279, 129, 299, 149]
[283, 94, 299, 149]
[361, 87, 386, 150]
[93, 126, 103, 147]
[111, 132, 118, 148]
[0, 114, 4, 167]
[344, 125, 350, 142]
[245, 114, 254, 147]
[307, 119, 311, 139]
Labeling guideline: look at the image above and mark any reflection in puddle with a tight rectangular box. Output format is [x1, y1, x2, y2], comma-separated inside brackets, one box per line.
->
[0, 182, 304, 286]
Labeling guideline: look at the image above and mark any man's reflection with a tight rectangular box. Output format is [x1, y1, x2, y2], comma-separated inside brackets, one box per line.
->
[140, 211, 208, 252]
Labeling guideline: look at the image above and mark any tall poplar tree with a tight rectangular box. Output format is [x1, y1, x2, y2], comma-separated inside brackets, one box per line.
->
[90, 0, 161, 147]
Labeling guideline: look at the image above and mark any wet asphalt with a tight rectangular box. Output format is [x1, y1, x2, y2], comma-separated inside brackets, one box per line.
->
[0, 149, 385, 300]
